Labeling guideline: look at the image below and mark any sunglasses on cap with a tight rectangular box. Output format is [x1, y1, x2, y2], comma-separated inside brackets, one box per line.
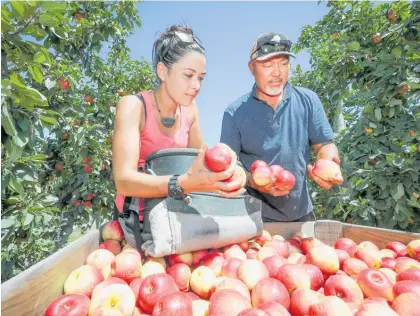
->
[250, 39, 292, 60]
[160, 31, 205, 60]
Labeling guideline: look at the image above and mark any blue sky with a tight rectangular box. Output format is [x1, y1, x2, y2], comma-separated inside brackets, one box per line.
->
[126, 1, 330, 146]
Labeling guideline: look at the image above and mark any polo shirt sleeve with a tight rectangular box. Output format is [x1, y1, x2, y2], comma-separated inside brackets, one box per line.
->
[220, 111, 241, 154]
[308, 92, 334, 145]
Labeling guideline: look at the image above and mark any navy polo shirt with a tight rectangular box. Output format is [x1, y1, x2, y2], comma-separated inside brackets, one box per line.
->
[220, 82, 334, 221]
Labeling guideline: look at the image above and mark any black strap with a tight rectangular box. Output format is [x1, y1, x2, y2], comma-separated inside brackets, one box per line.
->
[132, 210, 145, 258]
[136, 93, 147, 121]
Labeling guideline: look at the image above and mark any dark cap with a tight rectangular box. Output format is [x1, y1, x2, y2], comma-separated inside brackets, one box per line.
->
[250, 32, 296, 61]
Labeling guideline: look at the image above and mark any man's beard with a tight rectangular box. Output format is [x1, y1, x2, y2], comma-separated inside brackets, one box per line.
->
[265, 84, 284, 97]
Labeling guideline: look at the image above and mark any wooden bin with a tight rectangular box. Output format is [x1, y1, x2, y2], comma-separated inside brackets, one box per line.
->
[1, 220, 419, 316]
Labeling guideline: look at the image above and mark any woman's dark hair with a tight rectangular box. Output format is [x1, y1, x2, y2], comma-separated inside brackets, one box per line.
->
[152, 25, 205, 80]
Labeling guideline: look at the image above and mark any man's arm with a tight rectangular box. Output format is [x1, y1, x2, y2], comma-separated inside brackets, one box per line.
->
[313, 141, 340, 164]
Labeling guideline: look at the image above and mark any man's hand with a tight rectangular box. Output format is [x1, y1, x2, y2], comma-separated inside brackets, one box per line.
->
[307, 157, 343, 190]
[248, 174, 290, 197]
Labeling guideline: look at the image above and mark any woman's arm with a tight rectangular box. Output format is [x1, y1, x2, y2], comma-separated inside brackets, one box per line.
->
[112, 95, 171, 198]
[187, 100, 204, 149]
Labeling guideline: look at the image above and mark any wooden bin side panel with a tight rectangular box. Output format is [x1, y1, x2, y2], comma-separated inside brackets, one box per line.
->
[314, 220, 344, 246]
[341, 223, 420, 249]
[263, 222, 316, 239]
[1, 229, 100, 316]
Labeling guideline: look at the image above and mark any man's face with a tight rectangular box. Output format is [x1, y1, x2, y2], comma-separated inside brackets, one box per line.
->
[249, 55, 290, 96]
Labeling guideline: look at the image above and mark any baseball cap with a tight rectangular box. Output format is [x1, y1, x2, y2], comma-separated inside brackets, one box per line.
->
[250, 32, 296, 61]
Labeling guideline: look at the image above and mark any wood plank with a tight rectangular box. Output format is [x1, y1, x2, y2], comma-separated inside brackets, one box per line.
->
[342, 223, 420, 249]
[1, 229, 100, 316]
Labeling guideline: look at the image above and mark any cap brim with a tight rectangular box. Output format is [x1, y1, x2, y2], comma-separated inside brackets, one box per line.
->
[256, 51, 296, 61]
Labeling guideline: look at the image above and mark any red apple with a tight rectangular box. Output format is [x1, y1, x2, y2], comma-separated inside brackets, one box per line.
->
[324, 274, 364, 304]
[214, 277, 251, 301]
[238, 308, 271, 316]
[246, 248, 259, 260]
[291, 232, 307, 243]
[386, 241, 407, 254]
[309, 296, 352, 316]
[257, 246, 279, 261]
[249, 242, 262, 250]
[272, 235, 285, 242]
[290, 288, 322, 316]
[312, 159, 342, 183]
[168, 252, 193, 267]
[269, 165, 284, 179]
[306, 245, 340, 275]
[201, 252, 225, 276]
[99, 239, 122, 256]
[394, 257, 420, 274]
[288, 253, 306, 265]
[237, 259, 270, 291]
[265, 240, 289, 258]
[397, 248, 409, 258]
[250, 160, 268, 174]
[363, 297, 389, 306]
[221, 257, 242, 278]
[224, 244, 247, 260]
[138, 273, 179, 314]
[382, 257, 397, 270]
[185, 292, 200, 301]
[152, 291, 192, 316]
[356, 301, 399, 316]
[393, 280, 420, 297]
[89, 284, 136, 315]
[111, 251, 142, 283]
[166, 263, 191, 292]
[263, 255, 287, 278]
[397, 268, 420, 282]
[357, 241, 379, 252]
[192, 249, 209, 267]
[239, 240, 250, 252]
[391, 292, 420, 316]
[44, 294, 90, 316]
[342, 258, 369, 276]
[335, 249, 350, 268]
[301, 264, 325, 291]
[357, 269, 395, 303]
[354, 247, 382, 269]
[379, 249, 397, 259]
[192, 299, 209, 316]
[275, 263, 311, 294]
[379, 268, 397, 284]
[64, 265, 104, 298]
[208, 289, 252, 316]
[129, 277, 143, 304]
[190, 266, 216, 299]
[255, 230, 272, 246]
[92, 277, 128, 299]
[301, 237, 324, 255]
[334, 238, 358, 257]
[251, 277, 290, 309]
[86, 249, 115, 272]
[258, 301, 291, 316]
[205, 143, 232, 172]
[59, 77, 70, 90]
[287, 239, 302, 255]
[101, 220, 124, 242]
[274, 169, 296, 191]
[144, 256, 167, 270]
[253, 166, 272, 186]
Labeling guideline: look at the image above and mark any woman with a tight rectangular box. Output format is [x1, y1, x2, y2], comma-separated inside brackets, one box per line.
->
[112, 25, 246, 245]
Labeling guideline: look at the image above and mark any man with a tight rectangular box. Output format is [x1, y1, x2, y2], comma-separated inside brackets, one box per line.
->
[220, 32, 343, 222]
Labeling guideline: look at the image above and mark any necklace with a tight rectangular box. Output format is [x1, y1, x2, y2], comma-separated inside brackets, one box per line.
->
[153, 90, 178, 128]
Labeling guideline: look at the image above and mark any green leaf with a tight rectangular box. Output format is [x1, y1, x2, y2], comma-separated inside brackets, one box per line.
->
[12, 129, 29, 147]
[15, 166, 36, 182]
[42, 195, 59, 204]
[375, 108, 382, 121]
[22, 213, 34, 226]
[33, 51, 46, 64]
[10, 1, 25, 18]
[51, 26, 67, 39]
[1, 105, 17, 137]
[347, 41, 360, 51]
[39, 13, 60, 27]
[40, 116, 58, 125]
[28, 65, 44, 84]
[388, 107, 395, 118]
[1, 218, 15, 230]
[6, 197, 20, 204]
[11, 81, 48, 108]
[17, 119, 30, 132]
[20, 154, 48, 162]
[25, 24, 47, 39]
[1, 79, 12, 97]
[7, 140, 24, 163]
[8, 177, 24, 196]
[389, 99, 402, 107]
[391, 183, 405, 201]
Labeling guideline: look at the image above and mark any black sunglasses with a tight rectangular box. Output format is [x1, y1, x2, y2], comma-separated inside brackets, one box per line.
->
[160, 31, 205, 60]
[250, 40, 292, 60]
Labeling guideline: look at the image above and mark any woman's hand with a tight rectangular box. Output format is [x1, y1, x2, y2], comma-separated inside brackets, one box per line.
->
[178, 145, 246, 198]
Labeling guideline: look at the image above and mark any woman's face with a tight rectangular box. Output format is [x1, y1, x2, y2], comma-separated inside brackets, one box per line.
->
[160, 51, 206, 106]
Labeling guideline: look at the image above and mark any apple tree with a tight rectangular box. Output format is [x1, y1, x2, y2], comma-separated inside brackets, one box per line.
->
[1, 1, 155, 281]
[291, 1, 420, 231]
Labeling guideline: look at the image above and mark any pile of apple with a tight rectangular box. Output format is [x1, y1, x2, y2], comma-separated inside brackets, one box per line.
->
[44, 219, 420, 316]
[250, 160, 296, 191]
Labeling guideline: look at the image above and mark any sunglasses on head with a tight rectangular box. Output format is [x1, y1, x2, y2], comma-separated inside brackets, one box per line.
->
[251, 39, 292, 60]
[160, 31, 205, 60]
